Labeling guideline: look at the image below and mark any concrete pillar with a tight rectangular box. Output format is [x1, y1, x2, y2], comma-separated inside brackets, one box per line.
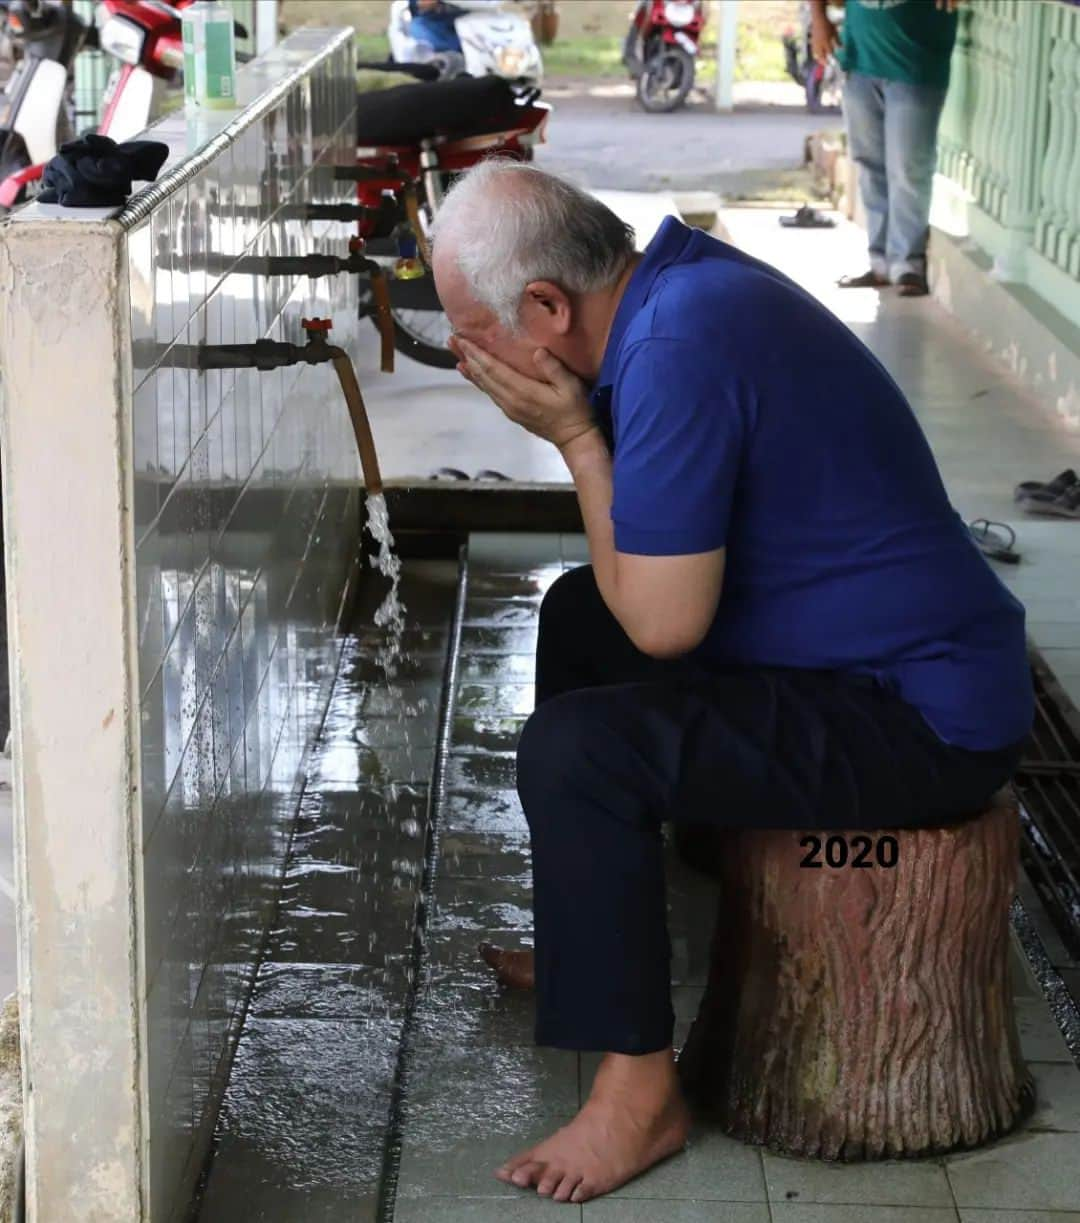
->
[712, 0, 739, 112]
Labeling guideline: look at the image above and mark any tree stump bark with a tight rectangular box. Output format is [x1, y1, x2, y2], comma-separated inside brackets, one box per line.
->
[676, 791, 1035, 1160]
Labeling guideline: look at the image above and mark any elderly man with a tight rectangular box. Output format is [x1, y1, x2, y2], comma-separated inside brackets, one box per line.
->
[430, 161, 1031, 1205]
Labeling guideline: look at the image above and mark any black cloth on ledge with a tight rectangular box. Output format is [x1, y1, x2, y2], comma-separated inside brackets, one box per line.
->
[38, 134, 170, 207]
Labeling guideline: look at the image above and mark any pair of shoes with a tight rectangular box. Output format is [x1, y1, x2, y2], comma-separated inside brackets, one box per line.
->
[1015, 467, 1077, 506]
[896, 272, 929, 297]
[1022, 485, 1080, 519]
[430, 467, 511, 481]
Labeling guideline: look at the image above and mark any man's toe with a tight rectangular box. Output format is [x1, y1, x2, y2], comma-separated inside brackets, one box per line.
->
[498, 1146, 537, 1176]
[571, 1181, 595, 1204]
[536, 1166, 564, 1196]
[511, 1159, 545, 1188]
[552, 1173, 582, 1203]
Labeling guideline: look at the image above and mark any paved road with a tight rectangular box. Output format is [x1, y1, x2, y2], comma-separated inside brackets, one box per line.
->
[535, 79, 835, 194]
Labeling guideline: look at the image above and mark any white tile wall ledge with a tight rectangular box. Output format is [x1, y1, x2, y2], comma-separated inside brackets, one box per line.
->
[0, 26, 369, 1223]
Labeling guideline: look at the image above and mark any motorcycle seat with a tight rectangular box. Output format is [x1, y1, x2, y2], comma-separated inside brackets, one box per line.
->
[356, 76, 536, 146]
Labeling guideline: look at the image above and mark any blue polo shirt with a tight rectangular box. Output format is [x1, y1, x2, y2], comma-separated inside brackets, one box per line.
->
[592, 218, 1032, 752]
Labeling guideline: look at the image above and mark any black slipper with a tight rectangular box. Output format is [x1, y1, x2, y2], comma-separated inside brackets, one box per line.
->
[896, 272, 929, 297]
[779, 204, 836, 229]
[431, 467, 470, 480]
[1021, 485, 1080, 519]
[1014, 468, 1078, 504]
[968, 518, 1021, 564]
[837, 270, 889, 289]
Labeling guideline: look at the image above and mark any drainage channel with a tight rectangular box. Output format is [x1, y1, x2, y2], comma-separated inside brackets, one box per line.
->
[1012, 650, 1080, 1065]
[1016, 653, 1080, 967]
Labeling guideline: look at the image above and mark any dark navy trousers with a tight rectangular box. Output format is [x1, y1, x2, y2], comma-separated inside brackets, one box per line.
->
[516, 565, 1025, 1055]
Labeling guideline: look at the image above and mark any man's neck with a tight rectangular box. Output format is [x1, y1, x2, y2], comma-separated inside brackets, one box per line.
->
[583, 253, 643, 385]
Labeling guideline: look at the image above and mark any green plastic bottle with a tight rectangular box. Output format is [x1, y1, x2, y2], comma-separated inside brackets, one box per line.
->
[182, 0, 237, 111]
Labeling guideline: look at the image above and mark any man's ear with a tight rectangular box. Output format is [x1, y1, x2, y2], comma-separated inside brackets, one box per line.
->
[523, 280, 572, 334]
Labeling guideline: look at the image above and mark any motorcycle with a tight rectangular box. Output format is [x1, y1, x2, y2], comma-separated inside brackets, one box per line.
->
[350, 71, 550, 367]
[0, 0, 250, 209]
[94, 0, 251, 142]
[622, 0, 705, 114]
[782, 0, 844, 114]
[0, 0, 95, 210]
[387, 0, 542, 84]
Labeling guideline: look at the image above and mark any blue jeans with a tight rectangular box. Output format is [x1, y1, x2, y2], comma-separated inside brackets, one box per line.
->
[843, 72, 948, 282]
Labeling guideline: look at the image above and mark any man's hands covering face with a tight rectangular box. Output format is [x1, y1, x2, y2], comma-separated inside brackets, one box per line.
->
[449, 336, 600, 453]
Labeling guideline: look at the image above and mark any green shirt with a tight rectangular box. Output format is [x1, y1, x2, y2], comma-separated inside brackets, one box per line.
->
[837, 0, 959, 89]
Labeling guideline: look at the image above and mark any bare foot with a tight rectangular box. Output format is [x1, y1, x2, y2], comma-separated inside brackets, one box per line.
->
[494, 1049, 690, 1203]
[479, 943, 535, 990]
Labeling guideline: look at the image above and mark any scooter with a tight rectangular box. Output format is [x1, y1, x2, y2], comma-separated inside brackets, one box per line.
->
[350, 71, 550, 367]
[623, 0, 705, 113]
[0, 0, 95, 210]
[0, 0, 249, 209]
[782, 0, 844, 113]
[388, 0, 542, 84]
[93, 0, 187, 144]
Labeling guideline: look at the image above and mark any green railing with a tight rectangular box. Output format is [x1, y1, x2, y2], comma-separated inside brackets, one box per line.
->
[934, 0, 1080, 327]
[1036, 0, 1080, 281]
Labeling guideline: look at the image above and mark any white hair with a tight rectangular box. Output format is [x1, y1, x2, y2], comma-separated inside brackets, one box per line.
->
[430, 159, 637, 331]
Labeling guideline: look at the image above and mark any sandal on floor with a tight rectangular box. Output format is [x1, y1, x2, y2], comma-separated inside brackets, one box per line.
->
[836, 269, 889, 289]
[779, 204, 837, 229]
[1021, 485, 1080, 519]
[1014, 468, 1078, 504]
[968, 518, 1021, 564]
[474, 469, 511, 481]
[430, 466, 470, 480]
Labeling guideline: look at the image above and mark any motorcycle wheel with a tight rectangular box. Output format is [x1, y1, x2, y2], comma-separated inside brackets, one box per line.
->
[637, 44, 695, 113]
[386, 309, 457, 369]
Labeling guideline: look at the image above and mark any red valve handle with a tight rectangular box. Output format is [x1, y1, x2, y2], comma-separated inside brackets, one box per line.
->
[301, 317, 333, 333]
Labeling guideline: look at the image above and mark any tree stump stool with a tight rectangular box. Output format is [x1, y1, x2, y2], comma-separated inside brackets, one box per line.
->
[676, 790, 1035, 1160]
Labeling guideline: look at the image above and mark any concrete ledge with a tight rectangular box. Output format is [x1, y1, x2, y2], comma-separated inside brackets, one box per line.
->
[929, 227, 1080, 433]
[0, 995, 21, 1221]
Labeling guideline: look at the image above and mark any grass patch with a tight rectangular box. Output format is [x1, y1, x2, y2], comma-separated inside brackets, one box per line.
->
[542, 34, 624, 79]
[356, 32, 391, 63]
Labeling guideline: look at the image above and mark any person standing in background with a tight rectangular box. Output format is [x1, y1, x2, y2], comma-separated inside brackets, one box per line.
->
[812, 0, 960, 297]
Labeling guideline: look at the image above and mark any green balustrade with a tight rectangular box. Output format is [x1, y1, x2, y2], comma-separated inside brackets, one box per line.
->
[1035, 1, 1080, 279]
[934, 0, 1080, 326]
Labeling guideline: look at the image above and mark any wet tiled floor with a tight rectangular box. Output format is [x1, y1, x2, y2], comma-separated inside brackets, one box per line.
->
[195, 203, 1080, 1221]
[197, 560, 457, 1221]
[393, 536, 1080, 1223]
[196, 524, 1080, 1223]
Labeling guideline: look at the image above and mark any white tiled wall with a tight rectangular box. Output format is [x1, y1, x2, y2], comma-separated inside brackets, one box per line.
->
[1, 27, 372, 1223]
[127, 35, 366, 1223]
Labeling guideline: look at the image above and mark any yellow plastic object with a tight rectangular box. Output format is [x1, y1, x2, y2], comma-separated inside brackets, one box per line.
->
[393, 257, 425, 281]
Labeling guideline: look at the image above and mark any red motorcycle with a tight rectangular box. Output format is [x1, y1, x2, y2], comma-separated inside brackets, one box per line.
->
[622, 0, 705, 113]
[0, 0, 247, 207]
[347, 73, 550, 368]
